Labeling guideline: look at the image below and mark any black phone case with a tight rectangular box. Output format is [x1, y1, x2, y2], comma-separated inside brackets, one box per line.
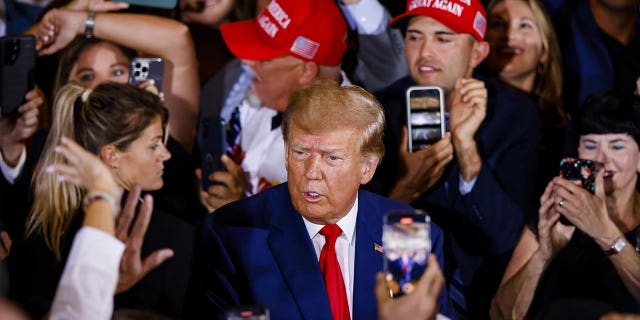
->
[0, 35, 36, 116]
[559, 158, 595, 226]
[559, 157, 595, 194]
[200, 116, 228, 191]
[129, 57, 163, 94]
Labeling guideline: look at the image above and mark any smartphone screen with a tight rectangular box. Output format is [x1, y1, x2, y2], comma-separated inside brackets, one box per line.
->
[200, 116, 228, 191]
[0, 35, 36, 116]
[406, 86, 446, 152]
[225, 305, 270, 320]
[129, 57, 164, 95]
[382, 210, 431, 298]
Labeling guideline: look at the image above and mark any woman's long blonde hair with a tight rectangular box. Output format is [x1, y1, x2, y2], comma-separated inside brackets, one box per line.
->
[26, 82, 167, 258]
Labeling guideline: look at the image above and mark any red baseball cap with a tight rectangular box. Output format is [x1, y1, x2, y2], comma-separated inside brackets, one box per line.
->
[220, 0, 348, 66]
[390, 0, 487, 41]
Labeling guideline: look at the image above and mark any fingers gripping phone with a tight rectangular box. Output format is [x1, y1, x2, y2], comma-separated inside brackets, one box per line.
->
[406, 86, 446, 152]
[200, 116, 228, 190]
[129, 57, 164, 95]
[383, 210, 431, 298]
[225, 304, 270, 320]
[0, 35, 36, 117]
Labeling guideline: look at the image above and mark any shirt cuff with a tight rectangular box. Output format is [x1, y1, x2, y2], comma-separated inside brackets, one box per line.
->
[459, 174, 477, 195]
[0, 145, 26, 184]
[344, 0, 389, 35]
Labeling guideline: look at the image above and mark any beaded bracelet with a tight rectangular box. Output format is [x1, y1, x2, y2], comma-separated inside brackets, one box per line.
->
[82, 190, 119, 217]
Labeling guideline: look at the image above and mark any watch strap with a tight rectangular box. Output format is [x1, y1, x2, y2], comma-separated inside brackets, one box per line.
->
[85, 11, 96, 39]
[605, 235, 627, 256]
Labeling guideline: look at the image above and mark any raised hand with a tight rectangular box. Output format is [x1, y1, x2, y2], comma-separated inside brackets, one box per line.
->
[552, 171, 622, 250]
[46, 136, 122, 199]
[389, 127, 453, 203]
[449, 78, 487, 146]
[536, 181, 574, 261]
[196, 154, 246, 212]
[376, 254, 444, 320]
[0, 87, 43, 166]
[115, 185, 174, 293]
[36, 9, 86, 55]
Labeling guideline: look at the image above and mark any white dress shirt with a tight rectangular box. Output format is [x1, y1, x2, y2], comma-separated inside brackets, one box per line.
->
[303, 195, 358, 319]
[50, 227, 125, 320]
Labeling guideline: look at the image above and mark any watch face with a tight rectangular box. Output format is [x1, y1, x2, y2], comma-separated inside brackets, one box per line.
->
[613, 238, 627, 252]
[608, 237, 628, 256]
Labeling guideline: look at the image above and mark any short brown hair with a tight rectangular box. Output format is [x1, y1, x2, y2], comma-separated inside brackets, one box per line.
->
[282, 82, 385, 161]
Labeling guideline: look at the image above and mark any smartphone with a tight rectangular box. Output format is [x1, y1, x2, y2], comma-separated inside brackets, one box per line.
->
[114, 0, 178, 9]
[129, 57, 164, 95]
[559, 158, 595, 225]
[0, 35, 36, 117]
[559, 157, 596, 194]
[406, 86, 446, 152]
[382, 210, 431, 298]
[200, 116, 228, 191]
[225, 304, 270, 320]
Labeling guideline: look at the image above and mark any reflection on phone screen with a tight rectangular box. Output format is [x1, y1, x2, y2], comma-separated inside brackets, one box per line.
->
[383, 211, 431, 298]
[407, 87, 445, 152]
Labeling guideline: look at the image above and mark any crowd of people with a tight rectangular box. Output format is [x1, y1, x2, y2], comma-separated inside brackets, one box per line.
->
[0, 0, 638, 319]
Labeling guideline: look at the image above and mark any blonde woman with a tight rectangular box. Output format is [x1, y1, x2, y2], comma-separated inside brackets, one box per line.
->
[9, 82, 193, 319]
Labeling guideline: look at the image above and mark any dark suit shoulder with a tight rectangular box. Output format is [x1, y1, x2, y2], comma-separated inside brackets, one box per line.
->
[205, 183, 291, 229]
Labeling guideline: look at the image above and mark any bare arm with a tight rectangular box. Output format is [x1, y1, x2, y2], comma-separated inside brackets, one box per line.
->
[38, 10, 199, 151]
[491, 182, 574, 319]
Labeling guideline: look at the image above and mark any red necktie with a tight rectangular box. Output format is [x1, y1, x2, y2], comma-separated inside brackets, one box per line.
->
[319, 224, 350, 320]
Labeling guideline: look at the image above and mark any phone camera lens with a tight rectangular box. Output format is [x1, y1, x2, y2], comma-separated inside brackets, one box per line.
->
[142, 67, 148, 72]
[135, 63, 141, 68]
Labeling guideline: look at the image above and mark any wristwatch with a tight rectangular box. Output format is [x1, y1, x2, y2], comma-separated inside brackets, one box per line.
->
[85, 11, 96, 39]
[605, 235, 627, 256]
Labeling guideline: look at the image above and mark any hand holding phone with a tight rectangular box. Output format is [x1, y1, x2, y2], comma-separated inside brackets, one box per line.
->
[383, 210, 431, 298]
[199, 116, 228, 190]
[1, 36, 36, 117]
[559, 157, 596, 194]
[406, 86, 446, 152]
[558, 157, 596, 226]
[129, 57, 164, 95]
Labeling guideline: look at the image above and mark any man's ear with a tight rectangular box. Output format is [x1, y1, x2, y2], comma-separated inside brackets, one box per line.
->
[298, 61, 319, 86]
[100, 145, 120, 169]
[469, 40, 490, 71]
[359, 157, 379, 185]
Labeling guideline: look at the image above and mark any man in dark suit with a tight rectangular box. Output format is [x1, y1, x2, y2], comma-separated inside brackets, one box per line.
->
[186, 83, 451, 319]
[364, 0, 540, 318]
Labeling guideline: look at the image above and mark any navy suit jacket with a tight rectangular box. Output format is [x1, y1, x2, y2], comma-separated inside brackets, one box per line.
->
[185, 183, 451, 319]
[366, 76, 540, 317]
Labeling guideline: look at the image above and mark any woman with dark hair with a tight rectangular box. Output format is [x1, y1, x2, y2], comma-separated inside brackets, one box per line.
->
[491, 91, 640, 319]
[8, 82, 193, 319]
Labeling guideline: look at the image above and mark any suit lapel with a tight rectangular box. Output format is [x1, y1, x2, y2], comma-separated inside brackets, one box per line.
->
[267, 185, 333, 320]
[353, 191, 384, 320]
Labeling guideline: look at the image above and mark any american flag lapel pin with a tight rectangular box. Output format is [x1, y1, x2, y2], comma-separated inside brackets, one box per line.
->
[373, 242, 384, 253]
